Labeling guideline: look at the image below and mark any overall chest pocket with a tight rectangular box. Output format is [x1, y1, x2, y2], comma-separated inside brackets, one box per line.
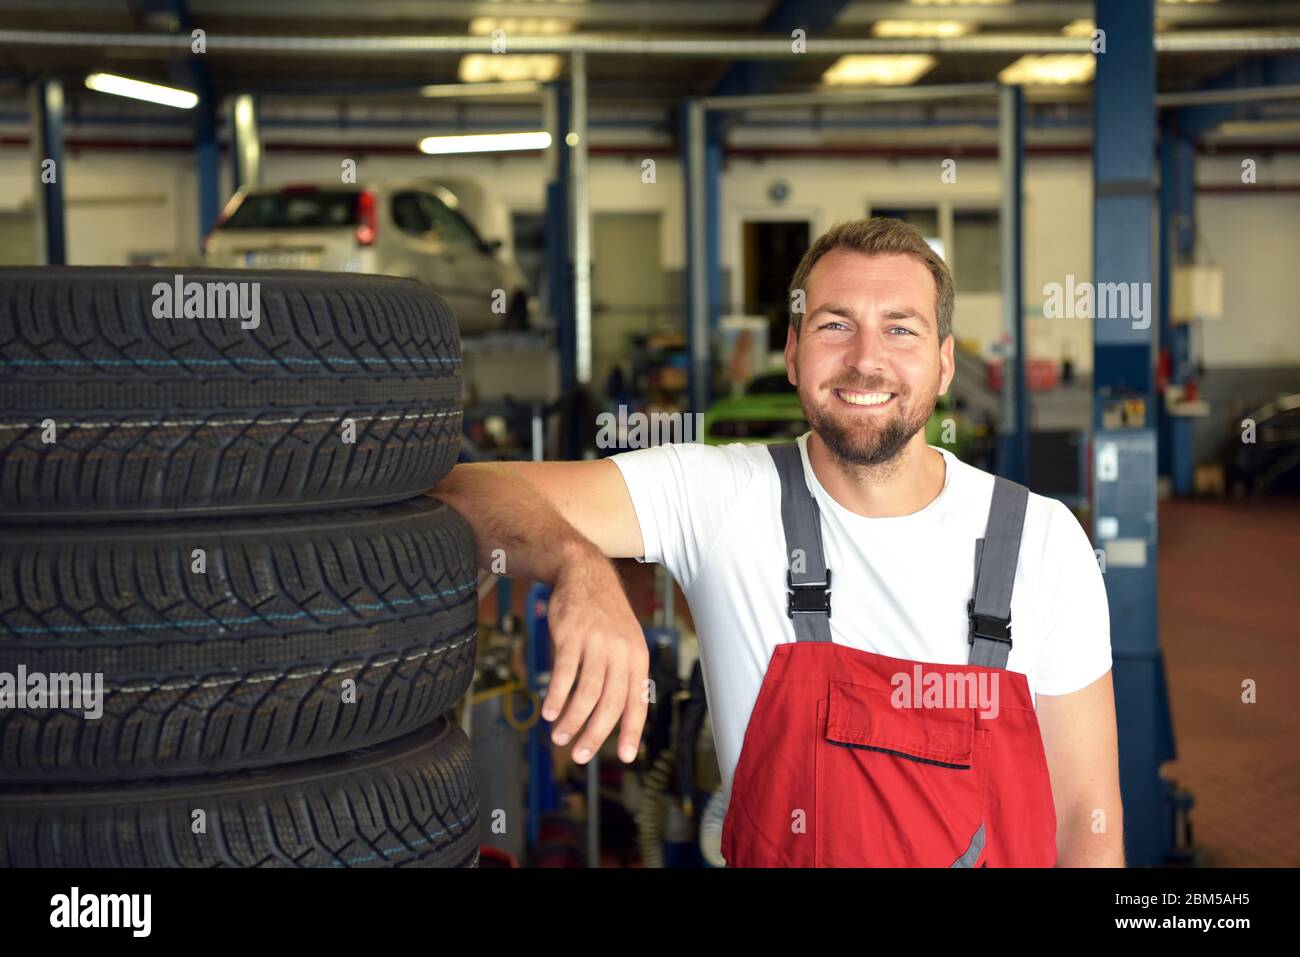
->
[814, 679, 991, 867]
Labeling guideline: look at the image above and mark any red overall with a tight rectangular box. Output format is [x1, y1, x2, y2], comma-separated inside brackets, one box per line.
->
[720, 444, 1058, 868]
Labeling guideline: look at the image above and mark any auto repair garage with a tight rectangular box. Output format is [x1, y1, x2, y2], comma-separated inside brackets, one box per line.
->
[0, 0, 1297, 891]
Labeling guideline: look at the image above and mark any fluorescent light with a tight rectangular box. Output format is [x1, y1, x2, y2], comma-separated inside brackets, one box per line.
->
[457, 54, 564, 83]
[85, 72, 197, 109]
[418, 131, 552, 155]
[822, 55, 938, 86]
[467, 17, 571, 36]
[872, 19, 973, 38]
[460, 14, 569, 83]
[998, 54, 1095, 85]
[907, 0, 1010, 6]
[1061, 19, 1095, 38]
[1216, 120, 1300, 138]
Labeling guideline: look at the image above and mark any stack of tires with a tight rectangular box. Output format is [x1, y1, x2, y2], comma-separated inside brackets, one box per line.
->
[0, 268, 480, 867]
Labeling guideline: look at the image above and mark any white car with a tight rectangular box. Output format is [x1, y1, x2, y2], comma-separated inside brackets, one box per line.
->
[203, 178, 532, 333]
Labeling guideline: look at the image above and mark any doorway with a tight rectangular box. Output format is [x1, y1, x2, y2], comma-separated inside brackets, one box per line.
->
[741, 219, 810, 352]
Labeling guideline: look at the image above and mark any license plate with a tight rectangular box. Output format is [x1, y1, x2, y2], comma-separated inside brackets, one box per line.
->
[243, 250, 320, 269]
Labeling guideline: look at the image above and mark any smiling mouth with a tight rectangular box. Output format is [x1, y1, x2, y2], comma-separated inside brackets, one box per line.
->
[833, 388, 895, 408]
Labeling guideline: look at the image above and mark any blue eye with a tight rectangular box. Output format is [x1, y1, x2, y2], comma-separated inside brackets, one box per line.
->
[888, 327, 915, 335]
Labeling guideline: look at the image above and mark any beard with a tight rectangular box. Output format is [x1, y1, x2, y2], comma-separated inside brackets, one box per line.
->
[799, 370, 940, 469]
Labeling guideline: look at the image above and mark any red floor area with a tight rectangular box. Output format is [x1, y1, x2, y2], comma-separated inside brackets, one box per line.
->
[1158, 499, 1300, 867]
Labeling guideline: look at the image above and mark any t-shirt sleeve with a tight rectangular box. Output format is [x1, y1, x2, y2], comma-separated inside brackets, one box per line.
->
[1032, 499, 1114, 696]
[607, 441, 756, 590]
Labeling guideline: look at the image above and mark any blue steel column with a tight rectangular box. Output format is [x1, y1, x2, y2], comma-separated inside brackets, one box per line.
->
[1157, 113, 1196, 494]
[156, 0, 221, 249]
[1092, 0, 1175, 866]
[544, 80, 575, 399]
[28, 78, 66, 265]
[194, 80, 220, 248]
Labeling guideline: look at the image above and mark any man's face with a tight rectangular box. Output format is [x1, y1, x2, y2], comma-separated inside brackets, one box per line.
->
[784, 248, 954, 468]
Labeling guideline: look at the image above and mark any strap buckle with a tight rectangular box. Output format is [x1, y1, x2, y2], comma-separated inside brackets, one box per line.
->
[967, 599, 1012, 648]
[787, 568, 832, 618]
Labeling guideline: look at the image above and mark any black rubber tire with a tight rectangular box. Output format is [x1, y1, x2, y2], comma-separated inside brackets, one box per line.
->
[0, 717, 480, 868]
[0, 267, 463, 521]
[0, 496, 477, 783]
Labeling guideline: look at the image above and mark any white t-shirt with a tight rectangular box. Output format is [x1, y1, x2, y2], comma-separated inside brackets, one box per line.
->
[609, 431, 1111, 793]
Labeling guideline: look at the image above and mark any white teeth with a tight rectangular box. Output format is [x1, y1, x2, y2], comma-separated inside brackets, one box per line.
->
[836, 390, 892, 406]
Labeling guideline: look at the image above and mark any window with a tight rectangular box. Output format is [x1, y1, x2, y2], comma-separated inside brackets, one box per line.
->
[421, 193, 482, 250]
[870, 206, 943, 260]
[391, 192, 432, 235]
[222, 190, 360, 229]
[953, 209, 1001, 294]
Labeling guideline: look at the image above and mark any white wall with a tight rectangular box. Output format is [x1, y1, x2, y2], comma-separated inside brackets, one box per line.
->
[2, 142, 1296, 371]
[1195, 154, 1300, 367]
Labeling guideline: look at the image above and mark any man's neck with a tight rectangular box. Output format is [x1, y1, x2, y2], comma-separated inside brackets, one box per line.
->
[806, 430, 947, 518]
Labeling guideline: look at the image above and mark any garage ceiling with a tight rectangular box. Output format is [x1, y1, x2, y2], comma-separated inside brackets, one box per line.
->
[1, 0, 1298, 105]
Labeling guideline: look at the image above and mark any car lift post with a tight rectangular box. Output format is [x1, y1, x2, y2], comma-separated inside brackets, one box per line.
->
[1092, 0, 1178, 866]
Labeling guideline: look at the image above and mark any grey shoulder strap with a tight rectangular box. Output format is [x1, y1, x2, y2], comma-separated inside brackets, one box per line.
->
[968, 476, 1030, 669]
[768, 443, 833, 643]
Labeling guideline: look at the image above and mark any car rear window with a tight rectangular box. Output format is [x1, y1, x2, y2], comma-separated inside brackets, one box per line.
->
[221, 190, 360, 229]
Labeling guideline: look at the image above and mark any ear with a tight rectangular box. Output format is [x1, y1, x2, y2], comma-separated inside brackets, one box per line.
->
[938, 333, 956, 397]
[784, 324, 799, 386]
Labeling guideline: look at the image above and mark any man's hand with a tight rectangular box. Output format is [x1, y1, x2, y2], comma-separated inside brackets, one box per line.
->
[541, 542, 650, 765]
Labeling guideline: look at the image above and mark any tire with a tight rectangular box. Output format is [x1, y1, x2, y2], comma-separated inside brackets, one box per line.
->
[0, 496, 477, 783]
[0, 717, 479, 868]
[0, 267, 463, 521]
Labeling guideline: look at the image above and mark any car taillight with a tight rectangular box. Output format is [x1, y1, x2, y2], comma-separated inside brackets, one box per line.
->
[355, 190, 378, 246]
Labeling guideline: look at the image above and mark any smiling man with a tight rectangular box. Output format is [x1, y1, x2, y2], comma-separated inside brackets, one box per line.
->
[432, 216, 1123, 868]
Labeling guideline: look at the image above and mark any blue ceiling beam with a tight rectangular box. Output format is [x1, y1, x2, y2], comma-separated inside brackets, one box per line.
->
[710, 0, 851, 98]
[1174, 54, 1300, 139]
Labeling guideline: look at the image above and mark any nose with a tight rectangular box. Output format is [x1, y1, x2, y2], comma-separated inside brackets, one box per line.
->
[842, 326, 888, 382]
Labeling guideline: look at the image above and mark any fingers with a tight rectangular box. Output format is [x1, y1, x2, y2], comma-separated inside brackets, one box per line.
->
[551, 650, 607, 750]
[570, 663, 628, 764]
[541, 637, 580, 729]
[618, 670, 650, 763]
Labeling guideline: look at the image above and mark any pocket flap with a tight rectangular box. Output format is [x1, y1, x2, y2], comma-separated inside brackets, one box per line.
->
[826, 680, 975, 767]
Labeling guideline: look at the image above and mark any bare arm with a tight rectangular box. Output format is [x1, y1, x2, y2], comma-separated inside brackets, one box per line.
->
[1037, 669, 1126, 866]
[430, 460, 637, 580]
[428, 460, 650, 765]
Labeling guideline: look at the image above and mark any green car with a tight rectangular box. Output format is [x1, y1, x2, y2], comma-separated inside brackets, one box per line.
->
[701, 368, 976, 462]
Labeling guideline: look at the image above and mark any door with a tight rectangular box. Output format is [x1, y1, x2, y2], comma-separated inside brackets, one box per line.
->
[422, 191, 497, 333]
[742, 219, 810, 352]
[387, 189, 456, 299]
[592, 212, 667, 391]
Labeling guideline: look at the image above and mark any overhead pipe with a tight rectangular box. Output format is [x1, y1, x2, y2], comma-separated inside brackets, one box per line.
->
[1, 29, 1298, 56]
